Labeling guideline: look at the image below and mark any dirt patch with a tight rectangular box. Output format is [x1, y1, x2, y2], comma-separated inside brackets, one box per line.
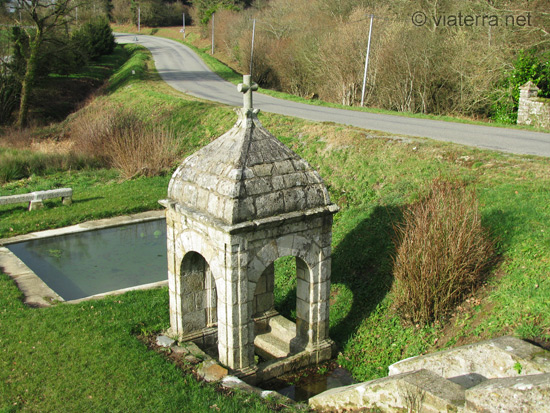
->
[433, 277, 501, 350]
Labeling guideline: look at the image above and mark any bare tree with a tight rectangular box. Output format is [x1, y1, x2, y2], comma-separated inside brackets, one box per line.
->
[13, 0, 82, 127]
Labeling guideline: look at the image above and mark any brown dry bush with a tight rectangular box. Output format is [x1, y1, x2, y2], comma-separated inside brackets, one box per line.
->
[107, 115, 177, 179]
[392, 180, 495, 325]
[213, 0, 548, 118]
[68, 102, 177, 179]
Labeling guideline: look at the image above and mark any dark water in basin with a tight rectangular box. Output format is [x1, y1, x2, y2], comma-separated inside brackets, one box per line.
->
[263, 364, 355, 402]
[7, 219, 167, 301]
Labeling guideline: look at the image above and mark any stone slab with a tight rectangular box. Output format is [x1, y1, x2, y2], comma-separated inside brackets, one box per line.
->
[156, 335, 175, 348]
[465, 373, 550, 413]
[197, 359, 228, 382]
[221, 376, 295, 405]
[309, 369, 465, 412]
[389, 336, 550, 380]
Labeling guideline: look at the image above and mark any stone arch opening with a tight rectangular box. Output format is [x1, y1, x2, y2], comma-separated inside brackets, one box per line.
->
[180, 251, 217, 332]
[252, 255, 312, 361]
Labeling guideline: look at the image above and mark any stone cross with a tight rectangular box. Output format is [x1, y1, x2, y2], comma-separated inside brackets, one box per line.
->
[237, 75, 258, 111]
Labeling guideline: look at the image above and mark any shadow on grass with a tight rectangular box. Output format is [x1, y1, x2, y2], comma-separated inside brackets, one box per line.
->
[73, 196, 104, 204]
[482, 208, 520, 256]
[275, 205, 402, 349]
[329, 205, 402, 347]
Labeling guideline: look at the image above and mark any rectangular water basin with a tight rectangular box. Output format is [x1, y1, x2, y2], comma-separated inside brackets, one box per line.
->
[1, 212, 167, 304]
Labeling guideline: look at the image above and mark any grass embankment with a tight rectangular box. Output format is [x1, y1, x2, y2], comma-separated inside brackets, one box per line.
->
[1, 44, 550, 410]
[112, 23, 550, 132]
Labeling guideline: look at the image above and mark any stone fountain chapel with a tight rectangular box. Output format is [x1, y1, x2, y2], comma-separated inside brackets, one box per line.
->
[161, 76, 338, 383]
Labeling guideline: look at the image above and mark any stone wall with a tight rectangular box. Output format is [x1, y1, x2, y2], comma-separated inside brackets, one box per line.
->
[517, 81, 550, 129]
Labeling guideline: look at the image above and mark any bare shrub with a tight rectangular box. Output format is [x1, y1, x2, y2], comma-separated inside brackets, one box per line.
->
[68, 102, 176, 178]
[68, 100, 117, 162]
[215, 9, 250, 65]
[108, 114, 177, 179]
[0, 127, 35, 149]
[392, 180, 495, 325]
[318, 7, 373, 105]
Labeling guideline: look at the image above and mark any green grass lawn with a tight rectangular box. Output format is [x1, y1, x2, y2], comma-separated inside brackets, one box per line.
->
[1, 43, 549, 410]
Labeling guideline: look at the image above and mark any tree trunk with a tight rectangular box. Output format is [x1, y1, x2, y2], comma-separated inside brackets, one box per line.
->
[17, 29, 42, 128]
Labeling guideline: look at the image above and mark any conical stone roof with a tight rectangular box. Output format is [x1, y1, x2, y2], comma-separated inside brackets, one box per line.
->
[168, 99, 333, 226]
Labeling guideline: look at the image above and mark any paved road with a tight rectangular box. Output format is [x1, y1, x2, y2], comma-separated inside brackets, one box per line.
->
[116, 33, 550, 158]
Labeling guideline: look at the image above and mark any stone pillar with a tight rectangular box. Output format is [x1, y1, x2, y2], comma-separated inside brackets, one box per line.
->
[520, 81, 539, 100]
[292, 217, 333, 353]
[217, 242, 256, 371]
[518, 81, 540, 126]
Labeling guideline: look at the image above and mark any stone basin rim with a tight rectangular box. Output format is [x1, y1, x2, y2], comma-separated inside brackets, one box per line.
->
[0, 210, 167, 307]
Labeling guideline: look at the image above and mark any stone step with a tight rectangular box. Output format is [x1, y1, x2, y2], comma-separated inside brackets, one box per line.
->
[268, 315, 296, 342]
[309, 368, 466, 412]
[389, 336, 550, 380]
[254, 331, 291, 360]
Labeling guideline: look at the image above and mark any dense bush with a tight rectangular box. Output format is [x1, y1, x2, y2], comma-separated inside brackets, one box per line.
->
[72, 17, 116, 62]
[0, 67, 20, 125]
[392, 180, 495, 325]
[491, 49, 550, 123]
[112, 0, 190, 26]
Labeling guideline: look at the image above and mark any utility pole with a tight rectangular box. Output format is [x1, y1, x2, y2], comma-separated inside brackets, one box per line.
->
[360, 14, 374, 107]
[183, 12, 186, 40]
[211, 13, 215, 54]
[138, 7, 141, 33]
[250, 18, 256, 76]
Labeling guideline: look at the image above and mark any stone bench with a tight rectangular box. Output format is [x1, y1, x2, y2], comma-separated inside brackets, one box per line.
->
[0, 188, 73, 211]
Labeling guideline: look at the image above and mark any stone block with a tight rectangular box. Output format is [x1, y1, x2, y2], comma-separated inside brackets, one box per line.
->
[296, 297, 310, 321]
[245, 177, 272, 196]
[273, 159, 295, 175]
[296, 278, 309, 301]
[156, 335, 176, 348]
[197, 360, 228, 382]
[276, 235, 295, 255]
[318, 260, 331, 282]
[248, 257, 266, 280]
[182, 310, 206, 332]
[389, 336, 550, 379]
[265, 268, 274, 292]
[465, 373, 550, 412]
[196, 188, 210, 212]
[235, 197, 256, 222]
[254, 273, 267, 294]
[255, 294, 274, 315]
[181, 294, 196, 313]
[251, 163, 274, 177]
[184, 184, 198, 205]
[291, 158, 309, 172]
[28, 200, 44, 211]
[183, 272, 204, 291]
[258, 241, 279, 267]
[271, 175, 286, 191]
[255, 192, 284, 217]
[309, 369, 465, 412]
